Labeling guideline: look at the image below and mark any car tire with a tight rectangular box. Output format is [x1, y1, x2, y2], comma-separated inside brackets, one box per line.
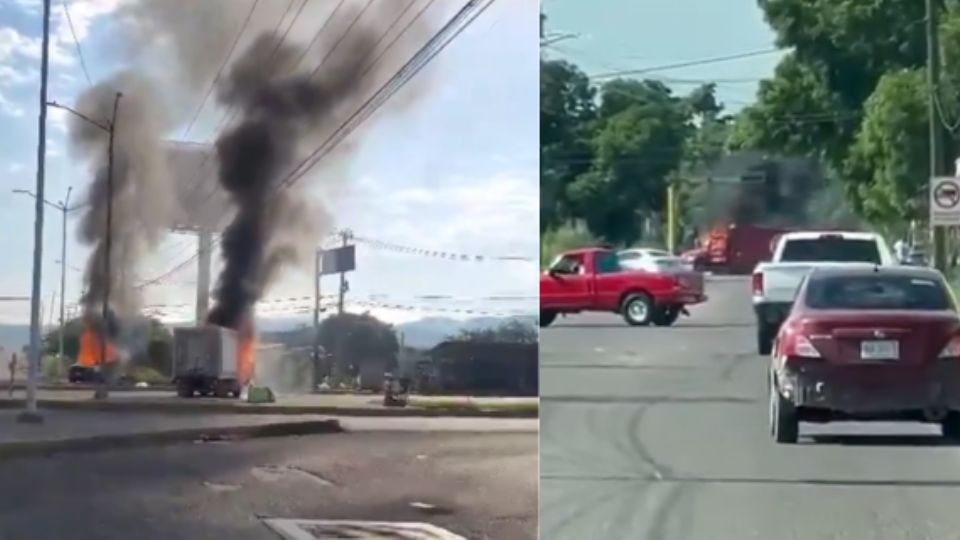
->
[621, 293, 654, 326]
[942, 412, 960, 440]
[540, 311, 557, 328]
[757, 323, 775, 355]
[769, 375, 799, 444]
[652, 307, 680, 327]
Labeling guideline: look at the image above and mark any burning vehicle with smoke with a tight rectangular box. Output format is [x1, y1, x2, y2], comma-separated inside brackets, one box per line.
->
[172, 325, 253, 398]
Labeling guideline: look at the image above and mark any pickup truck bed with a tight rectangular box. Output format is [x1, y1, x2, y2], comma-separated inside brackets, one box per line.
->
[752, 231, 895, 354]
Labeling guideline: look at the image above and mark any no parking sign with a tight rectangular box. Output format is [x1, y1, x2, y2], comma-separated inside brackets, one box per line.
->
[930, 176, 960, 226]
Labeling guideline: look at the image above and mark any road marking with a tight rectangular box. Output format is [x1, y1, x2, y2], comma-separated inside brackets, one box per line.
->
[261, 519, 466, 539]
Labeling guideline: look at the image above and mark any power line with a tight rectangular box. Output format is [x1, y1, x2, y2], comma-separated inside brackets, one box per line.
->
[61, 1, 92, 86]
[352, 234, 534, 262]
[278, 0, 494, 191]
[589, 48, 781, 80]
[357, 0, 436, 81]
[309, 0, 375, 79]
[180, 0, 261, 139]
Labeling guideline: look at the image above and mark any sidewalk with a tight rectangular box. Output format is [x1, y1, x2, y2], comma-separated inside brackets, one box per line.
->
[0, 409, 341, 460]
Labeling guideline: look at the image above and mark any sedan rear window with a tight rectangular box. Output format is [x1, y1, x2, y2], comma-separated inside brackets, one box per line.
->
[780, 237, 881, 264]
[805, 274, 952, 311]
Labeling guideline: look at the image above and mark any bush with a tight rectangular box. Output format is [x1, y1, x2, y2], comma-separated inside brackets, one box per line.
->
[127, 366, 169, 385]
[40, 355, 68, 381]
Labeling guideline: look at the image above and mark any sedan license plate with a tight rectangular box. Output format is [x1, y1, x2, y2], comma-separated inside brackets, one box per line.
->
[860, 340, 899, 361]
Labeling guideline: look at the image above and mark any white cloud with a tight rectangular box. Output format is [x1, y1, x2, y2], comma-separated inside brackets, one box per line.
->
[47, 105, 68, 133]
[7, 161, 25, 174]
[0, 91, 24, 117]
[0, 64, 36, 86]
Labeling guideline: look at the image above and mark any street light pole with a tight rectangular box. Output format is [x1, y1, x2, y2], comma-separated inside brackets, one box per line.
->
[95, 92, 121, 401]
[13, 187, 73, 375]
[46, 95, 121, 401]
[19, 0, 52, 424]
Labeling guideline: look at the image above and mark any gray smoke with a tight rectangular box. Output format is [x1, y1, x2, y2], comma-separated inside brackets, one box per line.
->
[71, 71, 176, 321]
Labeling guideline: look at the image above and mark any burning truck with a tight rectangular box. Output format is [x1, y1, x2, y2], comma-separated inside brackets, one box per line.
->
[172, 323, 254, 398]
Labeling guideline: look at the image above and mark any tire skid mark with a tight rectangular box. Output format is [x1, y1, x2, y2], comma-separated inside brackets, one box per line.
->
[542, 480, 644, 540]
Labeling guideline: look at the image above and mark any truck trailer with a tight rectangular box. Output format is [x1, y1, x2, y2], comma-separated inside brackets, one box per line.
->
[172, 326, 248, 398]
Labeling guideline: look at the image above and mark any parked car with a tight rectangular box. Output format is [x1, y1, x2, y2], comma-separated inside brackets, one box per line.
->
[68, 364, 101, 383]
[768, 265, 960, 444]
[540, 248, 706, 327]
[618, 248, 693, 273]
[753, 231, 896, 354]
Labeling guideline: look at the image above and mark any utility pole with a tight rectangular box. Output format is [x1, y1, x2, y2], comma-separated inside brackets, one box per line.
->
[333, 229, 352, 382]
[929, 0, 948, 271]
[337, 230, 350, 315]
[312, 247, 323, 388]
[196, 229, 212, 323]
[95, 91, 122, 401]
[19, 0, 52, 424]
[666, 181, 677, 253]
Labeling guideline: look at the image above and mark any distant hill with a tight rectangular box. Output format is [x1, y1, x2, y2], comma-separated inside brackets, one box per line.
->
[397, 316, 537, 349]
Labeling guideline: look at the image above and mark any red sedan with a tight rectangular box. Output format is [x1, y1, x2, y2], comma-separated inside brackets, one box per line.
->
[769, 265, 960, 443]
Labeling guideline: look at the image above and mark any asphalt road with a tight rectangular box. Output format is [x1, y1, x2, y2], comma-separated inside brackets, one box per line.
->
[0, 429, 537, 540]
[541, 276, 960, 540]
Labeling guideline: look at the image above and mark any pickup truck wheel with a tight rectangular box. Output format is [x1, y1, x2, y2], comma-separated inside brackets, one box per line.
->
[540, 311, 557, 328]
[757, 323, 775, 355]
[621, 293, 653, 326]
[652, 307, 680, 327]
[769, 377, 799, 444]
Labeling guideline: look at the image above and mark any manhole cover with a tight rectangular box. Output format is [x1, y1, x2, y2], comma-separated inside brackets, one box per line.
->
[262, 519, 465, 540]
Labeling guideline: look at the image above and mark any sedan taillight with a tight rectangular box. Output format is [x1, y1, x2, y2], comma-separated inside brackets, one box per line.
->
[939, 336, 960, 359]
[782, 335, 821, 359]
[751, 272, 763, 296]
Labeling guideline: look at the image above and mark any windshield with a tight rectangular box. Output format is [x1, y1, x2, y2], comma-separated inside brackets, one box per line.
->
[780, 237, 881, 264]
[805, 274, 952, 311]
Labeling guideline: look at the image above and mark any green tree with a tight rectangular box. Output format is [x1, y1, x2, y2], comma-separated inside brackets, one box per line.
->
[318, 312, 399, 376]
[540, 59, 596, 232]
[566, 79, 691, 245]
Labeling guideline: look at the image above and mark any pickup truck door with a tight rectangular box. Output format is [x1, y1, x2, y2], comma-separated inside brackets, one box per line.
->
[591, 251, 628, 310]
[541, 253, 591, 308]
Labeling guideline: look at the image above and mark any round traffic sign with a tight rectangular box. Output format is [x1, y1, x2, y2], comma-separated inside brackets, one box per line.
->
[935, 179, 960, 209]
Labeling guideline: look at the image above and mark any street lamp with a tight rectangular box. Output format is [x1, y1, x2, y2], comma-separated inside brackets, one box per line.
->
[47, 94, 122, 401]
[13, 187, 73, 370]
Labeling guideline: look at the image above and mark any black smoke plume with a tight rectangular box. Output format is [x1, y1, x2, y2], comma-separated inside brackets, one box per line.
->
[205, 5, 431, 329]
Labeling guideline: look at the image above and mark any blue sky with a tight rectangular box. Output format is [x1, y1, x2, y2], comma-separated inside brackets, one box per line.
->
[0, 0, 538, 325]
[542, 0, 783, 112]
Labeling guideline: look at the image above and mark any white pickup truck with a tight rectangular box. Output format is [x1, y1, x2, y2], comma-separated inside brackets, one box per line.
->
[752, 231, 896, 354]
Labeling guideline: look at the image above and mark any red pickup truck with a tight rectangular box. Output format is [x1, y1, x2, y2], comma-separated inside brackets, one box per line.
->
[540, 248, 707, 327]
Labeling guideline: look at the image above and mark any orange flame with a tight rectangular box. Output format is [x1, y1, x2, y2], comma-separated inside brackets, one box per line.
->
[78, 325, 117, 367]
[236, 321, 254, 386]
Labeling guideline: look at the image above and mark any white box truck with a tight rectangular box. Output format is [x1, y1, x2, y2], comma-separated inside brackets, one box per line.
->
[173, 326, 245, 398]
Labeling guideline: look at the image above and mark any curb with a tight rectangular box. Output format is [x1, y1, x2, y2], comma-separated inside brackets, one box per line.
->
[0, 399, 539, 419]
[0, 419, 342, 461]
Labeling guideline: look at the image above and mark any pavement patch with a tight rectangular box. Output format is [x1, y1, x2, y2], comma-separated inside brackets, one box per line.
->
[251, 465, 335, 487]
[262, 518, 466, 539]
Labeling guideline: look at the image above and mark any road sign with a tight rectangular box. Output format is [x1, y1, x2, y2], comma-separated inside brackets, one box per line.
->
[320, 245, 356, 275]
[930, 176, 960, 226]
